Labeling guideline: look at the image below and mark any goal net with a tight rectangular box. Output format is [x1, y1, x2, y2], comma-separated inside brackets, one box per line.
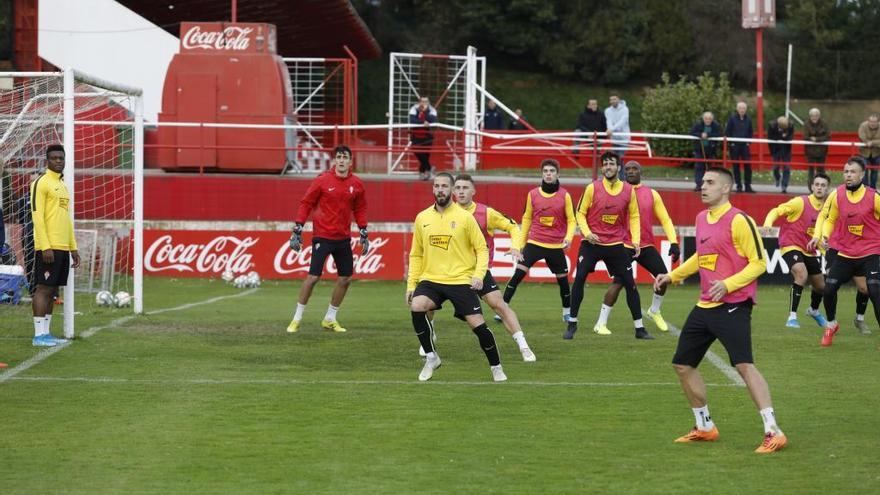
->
[388, 49, 485, 173]
[0, 69, 144, 337]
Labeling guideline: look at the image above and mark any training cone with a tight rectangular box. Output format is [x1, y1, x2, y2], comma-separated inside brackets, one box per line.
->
[0, 362, 7, 368]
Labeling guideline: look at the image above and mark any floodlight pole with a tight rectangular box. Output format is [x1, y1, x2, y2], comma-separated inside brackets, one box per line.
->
[756, 27, 765, 167]
[231, 0, 237, 22]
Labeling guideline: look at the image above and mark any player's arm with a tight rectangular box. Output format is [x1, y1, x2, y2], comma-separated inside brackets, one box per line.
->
[467, 215, 489, 280]
[762, 197, 800, 227]
[294, 178, 323, 225]
[30, 180, 51, 252]
[874, 191, 880, 220]
[627, 188, 640, 247]
[668, 253, 699, 283]
[406, 219, 425, 292]
[652, 190, 678, 244]
[576, 183, 594, 237]
[724, 214, 768, 293]
[813, 190, 838, 241]
[564, 192, 576, 245]
[488, 207, 522, 251]
[353, 183, 368, 230]
[517, 194, 533, 250]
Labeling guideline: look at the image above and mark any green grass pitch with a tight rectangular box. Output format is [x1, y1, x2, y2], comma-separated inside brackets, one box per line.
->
[1, 278, 879, 494]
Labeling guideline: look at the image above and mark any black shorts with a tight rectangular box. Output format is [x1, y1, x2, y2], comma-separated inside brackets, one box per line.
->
[477, 271, 500, 297]
[574, 243, 634, 281]
[612, 246, 667, 283]
[34, 250, 70, 287]
[826, 254, 880, 286]
[414, 280, 483, 317]
[782, 250, 822, 276]
[309, 237, 354, 277]
[521, 244, 569, 274]
[672, 301, 754, 367]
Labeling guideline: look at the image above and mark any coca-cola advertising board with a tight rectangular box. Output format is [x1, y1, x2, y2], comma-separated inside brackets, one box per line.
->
[179, 22, 277, 54]
[143, 230, 676, 283]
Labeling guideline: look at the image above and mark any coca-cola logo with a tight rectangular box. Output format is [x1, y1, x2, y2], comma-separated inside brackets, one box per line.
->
[182, 26, 254, 51]
[274, 237, 389, 275]
[145, 235, 257, 274]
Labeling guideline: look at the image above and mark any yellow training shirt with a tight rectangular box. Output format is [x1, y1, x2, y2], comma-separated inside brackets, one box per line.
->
[576, 177, 640, 246]
[670, 202, 766, 308]
[763, 194, 825, 254]
[407, 202, 489, 291]
[30, 169, 77, 252]
[461, 202, 522, 241]
[517, 189, 576, 249]
[812, 186, 880, 258]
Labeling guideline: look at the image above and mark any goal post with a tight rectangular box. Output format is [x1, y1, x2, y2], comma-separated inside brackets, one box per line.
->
[0, 67, 144, 338]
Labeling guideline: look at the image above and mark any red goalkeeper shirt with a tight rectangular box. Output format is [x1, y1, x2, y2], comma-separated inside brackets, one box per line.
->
[295, 171, 368, 240]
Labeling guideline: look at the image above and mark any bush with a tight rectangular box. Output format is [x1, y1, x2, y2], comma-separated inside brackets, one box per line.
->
[642, 72, 734, 161]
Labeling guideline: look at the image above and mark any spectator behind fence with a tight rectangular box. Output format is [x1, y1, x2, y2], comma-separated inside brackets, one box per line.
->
[409, 96, 438, 181]
[509, 108, 529, 131]
[573, 98, 606, 156]
[858, 113, 880, 188]
[690, 111, 721, 190]
[726, 102, 755, 193]
[605, 93, 630, 161]
[803, 108, 830, 186]
[483, 100, 505, 130]
[768, 116, 794, 194]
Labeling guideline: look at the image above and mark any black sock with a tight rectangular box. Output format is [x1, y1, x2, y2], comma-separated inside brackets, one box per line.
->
[810, 290, 823, 311]
[868, 282, 880, 326]
[411, 311, 434, 354]
[472, 323, 500, 366]
[503, 268, 527, 304]
[856, 290, 869, 316]
[790, 283, 804, 313]
[556, 276, 571, 309]
[823, 282, 839, 322]
[623, 279, 642, 320]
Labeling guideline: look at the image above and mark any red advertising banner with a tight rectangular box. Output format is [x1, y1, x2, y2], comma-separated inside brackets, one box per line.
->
[179, 22, 277, 54]
[143, 230, 677, 283]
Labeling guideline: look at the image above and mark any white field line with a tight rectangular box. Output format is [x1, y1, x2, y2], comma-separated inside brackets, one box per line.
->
[8, 376, 740, 388]
[666, 322, 746, 387]
[0, 289, 258, 384]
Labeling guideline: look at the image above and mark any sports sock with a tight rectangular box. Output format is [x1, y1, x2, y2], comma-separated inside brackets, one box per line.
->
[633, 318, 644, 329]
[623, 280, 642, 320]
[503, 269, 527, 303]
[556, 276, 571, 309]
[596, 304, 613, 326]
[856, 291, 869, 317]
[511, 330, 528, 350]
[411, 311, 434, 354]
[693, 405, 714, 431]
[562, 307, 571, 318]
[809, 290, 822, 312]
[324, 304, 339, 321]
[33, 316, 45, 337]
[44, 314, 53, 335]
[649, 293, 664, 313]
[788, 311, 797, 320]
[293, 303, 306, 321]
[472, 323, 500, 366]
[856, 313, 865, 322]
[789, 283, 803, 312]
[759, 407, 779, 434]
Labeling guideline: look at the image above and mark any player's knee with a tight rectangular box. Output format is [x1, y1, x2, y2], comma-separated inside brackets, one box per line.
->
[337, 276, 352, 287]
[672, 363, 693, 375]
[304, 275, 320, 285]
[823, 278, 840, 295]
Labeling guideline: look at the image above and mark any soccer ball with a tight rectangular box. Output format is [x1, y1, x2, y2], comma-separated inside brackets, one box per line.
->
[245, 271, 261, 288]
[232, 275, 247, 289]
[115, 291, 132, 307]
[221, 270, 234, 282]
[95, 290, 115, 307]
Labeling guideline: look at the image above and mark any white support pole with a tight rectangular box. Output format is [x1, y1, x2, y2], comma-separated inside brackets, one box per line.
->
[464, 47, 478, 171]
[62, 67, 75, 339]
[785, 43, 793, 118]
[387, 53, 397, 173]
[133, 95, 144, 314]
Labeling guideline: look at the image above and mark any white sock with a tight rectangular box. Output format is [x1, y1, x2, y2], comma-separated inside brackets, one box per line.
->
[562, 307, 570, 316]
[34, 317, 46, 337]
[760, 407, 779, 434]
[856, 313, 865, 321]
[568, 316, 578, 322]
[807, 307, 819, 315]
[426, 351, 438, 360]
[596, 304, 613, 326]
[650, 293, 664, 313]
[511, 330, 528, 350]
[633, 318, 644, 329]
[325, 304, 339, 321]
[789, 311, 797, 320]
[692, 405, 715, 431]
[293, 303, 306, 321]
[44, 314, 53, 335]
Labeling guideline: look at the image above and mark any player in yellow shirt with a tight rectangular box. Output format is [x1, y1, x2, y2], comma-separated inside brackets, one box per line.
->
[30, 145, 80, 347]
[406, 173, 507, 382]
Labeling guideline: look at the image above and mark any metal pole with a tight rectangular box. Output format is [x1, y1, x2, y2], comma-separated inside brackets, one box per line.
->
[63, 67, 75, 339]
[756, 28, 765, 169]
[785, 43, 792, 118]
[231, 0, 237, 22]
[133, 96, 144, 314]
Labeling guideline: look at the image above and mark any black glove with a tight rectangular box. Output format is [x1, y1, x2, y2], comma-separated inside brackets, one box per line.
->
[289, 223, 304, 252]
[359, 228, 370, 255]
[668, 243, 681, 263]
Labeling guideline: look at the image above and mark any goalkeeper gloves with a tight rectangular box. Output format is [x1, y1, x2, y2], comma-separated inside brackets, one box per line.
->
[668, 243, 681, 263]
[289, 223, 304, 252]
[359, 228, 370, 255]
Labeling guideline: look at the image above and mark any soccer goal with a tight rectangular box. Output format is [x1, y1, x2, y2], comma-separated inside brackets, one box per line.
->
[387, 47, 485, 174]
[0, 68, 144, 338]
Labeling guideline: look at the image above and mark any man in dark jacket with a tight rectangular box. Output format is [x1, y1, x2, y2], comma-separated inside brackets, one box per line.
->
[804, 108, 830, 186]
[726, 102, 755, 193]
[768, 116, 794, 193]
[509, 108, 529, 131]
[483, 100, 505, 130]
[690, 112, 722, 190]
[409, 96, 439, 180]
[574, 98, 606, 157]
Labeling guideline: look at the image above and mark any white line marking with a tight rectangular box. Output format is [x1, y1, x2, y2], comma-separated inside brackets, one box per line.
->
[667, 322, 746, 387]
[0, 289, 259, 384]
[9, 376, 740, 388]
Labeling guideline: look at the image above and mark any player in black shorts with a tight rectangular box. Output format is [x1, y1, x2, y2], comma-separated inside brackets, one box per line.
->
[823, 247, 870, 334]
[407, 173, 507, 382]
